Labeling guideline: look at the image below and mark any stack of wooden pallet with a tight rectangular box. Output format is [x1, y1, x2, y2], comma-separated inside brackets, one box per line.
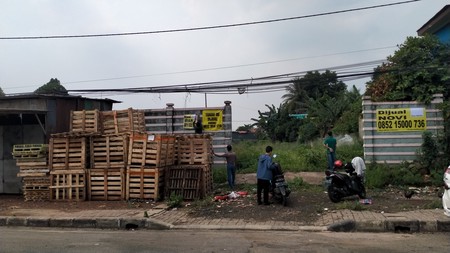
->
[126, 133, 176, 200]
[46, 108, 146, 201]
[13, 144, 50, 201]
[16, 108, 216, 202]
[166, 134, 214, 200]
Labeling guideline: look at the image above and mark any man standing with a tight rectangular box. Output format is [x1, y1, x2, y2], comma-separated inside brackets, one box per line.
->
[323, 131, 337, 171]
[213, 145, 237, 190]
[256, 146, 275, 205]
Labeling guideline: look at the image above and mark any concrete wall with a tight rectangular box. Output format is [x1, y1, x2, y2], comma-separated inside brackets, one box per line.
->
[144, 101, 232, 165]
[362, 94, 444, 164]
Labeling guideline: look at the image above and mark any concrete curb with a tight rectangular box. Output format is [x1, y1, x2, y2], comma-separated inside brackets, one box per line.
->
[0, 216, 173, 230]
[1, 215, 449, 233]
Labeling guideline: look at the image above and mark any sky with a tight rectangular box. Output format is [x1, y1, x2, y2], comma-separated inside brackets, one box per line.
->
[0, 0, 448, 130]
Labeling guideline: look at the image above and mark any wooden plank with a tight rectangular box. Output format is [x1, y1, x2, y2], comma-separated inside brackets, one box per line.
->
[87, 168, 125, 201]
[90, 134, 128, 169]
[126, 166, 164, 200]
[49, 170, 86, 201]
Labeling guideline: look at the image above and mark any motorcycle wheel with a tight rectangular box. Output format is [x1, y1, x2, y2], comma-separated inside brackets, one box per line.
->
[358, 184, 366, 199]
[282, 194, 287, 206]
[328, 184, 341, 203]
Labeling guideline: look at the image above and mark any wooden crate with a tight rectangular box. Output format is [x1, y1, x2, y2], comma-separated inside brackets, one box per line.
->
[165, 165, 203, 200]
[49, 137, 88, 171]
[50, 170, 86, 201]
[176, 134, 213, 165]
[88, 168, 125, 201]
[22, 176, 51, 201]
[90, 134, 128, 169]
[16, 158, 49, 177]
[201, 165, 213, 197]
[12, 144, 48, 159]
[126, 166, 164, 200]
[70, 109, 100, 133]
[101, 108, 146, 135]
[128, 133, 176, 167]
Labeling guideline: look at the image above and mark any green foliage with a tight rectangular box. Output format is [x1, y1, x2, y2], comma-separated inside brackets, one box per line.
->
[417, 131, 440, 174]
[334, 201, 367, 211]
[212, 166, 227, 184]
[232, 139, 362, 172]
[287, 177, 311, 191]
[34, 78, 68, 95]
[167, 192, 183, 209]
[365, 163, 426, 188]
[366, 35, 450, 103]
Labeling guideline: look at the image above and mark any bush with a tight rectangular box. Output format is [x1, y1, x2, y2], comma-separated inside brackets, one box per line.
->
[167, 192, 183, 209]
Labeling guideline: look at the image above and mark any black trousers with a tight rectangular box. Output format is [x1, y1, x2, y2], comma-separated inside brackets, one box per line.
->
[257, 179, 271, 204]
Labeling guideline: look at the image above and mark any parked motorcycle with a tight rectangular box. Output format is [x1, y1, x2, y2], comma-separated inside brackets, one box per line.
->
[325, 160, 366, 203]
[443, 165, 450, 217]
[270, 156, 291, 206]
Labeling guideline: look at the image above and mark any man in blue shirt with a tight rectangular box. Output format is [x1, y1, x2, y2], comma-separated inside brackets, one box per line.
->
[256, 146, 275, 205]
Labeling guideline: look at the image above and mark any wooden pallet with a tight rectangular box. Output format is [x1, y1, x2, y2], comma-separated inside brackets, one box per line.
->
[12, 144, 48, 159]
[176, 135, 213, 165]
[88, 168, 125, 201]
[101, 108, 146, 135]
[165, 165, 203, 200]
[90, 134, 128, 169]
[128, 133, 176, 167]
[49, 137, 88, 170]
[126, 166, 164, 200]
[70, 109, 100, 133]
[49, 170, 86, 201]
[22, 176, 51, 201]
[15, 158, 49, 177]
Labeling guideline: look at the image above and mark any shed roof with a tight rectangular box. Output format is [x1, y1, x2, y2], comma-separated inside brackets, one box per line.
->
[417, 5, 450, 36]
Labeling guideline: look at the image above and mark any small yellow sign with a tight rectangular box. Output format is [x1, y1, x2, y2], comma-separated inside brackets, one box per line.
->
[376, 108, 426, 132]
[202, 110, 223, 131]
[183, 114, 195, 129]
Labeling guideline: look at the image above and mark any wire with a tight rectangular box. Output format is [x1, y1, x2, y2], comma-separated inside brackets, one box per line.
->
[0, 0, 421, 40]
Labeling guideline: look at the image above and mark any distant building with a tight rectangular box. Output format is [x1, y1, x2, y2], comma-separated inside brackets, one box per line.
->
[417, 5, 450, 43]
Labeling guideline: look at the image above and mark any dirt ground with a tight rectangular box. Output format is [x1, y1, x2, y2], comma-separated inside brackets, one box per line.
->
[0, 172, 444, 225]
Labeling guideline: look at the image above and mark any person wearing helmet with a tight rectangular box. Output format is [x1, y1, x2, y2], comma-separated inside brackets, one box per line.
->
[324, 131, 337, 171]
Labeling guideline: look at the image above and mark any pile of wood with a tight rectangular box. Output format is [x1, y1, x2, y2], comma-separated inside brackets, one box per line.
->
[15, 108, 214, 202]
[165, 134, 214, 200]
[13, 144, 50, 201]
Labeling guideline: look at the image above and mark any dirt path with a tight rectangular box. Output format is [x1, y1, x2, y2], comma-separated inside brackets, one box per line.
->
[236, 172, 325, 185]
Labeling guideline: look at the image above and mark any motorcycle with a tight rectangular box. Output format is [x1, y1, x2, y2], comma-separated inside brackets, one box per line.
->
[270, 155, 291, 206]
[443, 165, 450, 217]
[325, 160, 366, 203]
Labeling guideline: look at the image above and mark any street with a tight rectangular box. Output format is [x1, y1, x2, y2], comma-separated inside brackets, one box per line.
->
[1, 227, 449, 253]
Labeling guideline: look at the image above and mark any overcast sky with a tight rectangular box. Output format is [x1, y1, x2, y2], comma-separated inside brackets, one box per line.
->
[0, 0, 447, 130]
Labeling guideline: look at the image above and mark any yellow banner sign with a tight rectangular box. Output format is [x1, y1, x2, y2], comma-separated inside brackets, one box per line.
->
[202, 110, 223, 131]
[183, 114, 195, 129]
[376, 108, 426, 132]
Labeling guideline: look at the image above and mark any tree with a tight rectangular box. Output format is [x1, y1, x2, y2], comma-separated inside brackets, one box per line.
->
[34, 78, 68, 95]
[0, 87, 5, 96]
[251, 104, 301, 142]
[365, 35, 450, 104]
[282, 70, 347, 113]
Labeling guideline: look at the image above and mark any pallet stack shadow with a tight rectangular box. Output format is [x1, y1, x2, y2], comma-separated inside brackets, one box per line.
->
[13, 144, 50, 201]
[165, 134, 214, 200]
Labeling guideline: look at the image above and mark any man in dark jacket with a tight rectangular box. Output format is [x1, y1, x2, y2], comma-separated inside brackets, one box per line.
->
[256, 146, 275, 205]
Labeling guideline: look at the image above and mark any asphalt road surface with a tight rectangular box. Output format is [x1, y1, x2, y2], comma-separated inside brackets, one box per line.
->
[1, 227, 449, 253]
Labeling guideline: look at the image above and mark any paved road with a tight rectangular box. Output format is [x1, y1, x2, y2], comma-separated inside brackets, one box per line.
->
[1, 227, 450, 253]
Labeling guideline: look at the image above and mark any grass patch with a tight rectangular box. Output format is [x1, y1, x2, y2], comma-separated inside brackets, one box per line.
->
[334, 201, 367, 211]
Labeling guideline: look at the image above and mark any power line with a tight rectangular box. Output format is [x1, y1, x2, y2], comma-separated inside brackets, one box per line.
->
[0, 0, 421, 40]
